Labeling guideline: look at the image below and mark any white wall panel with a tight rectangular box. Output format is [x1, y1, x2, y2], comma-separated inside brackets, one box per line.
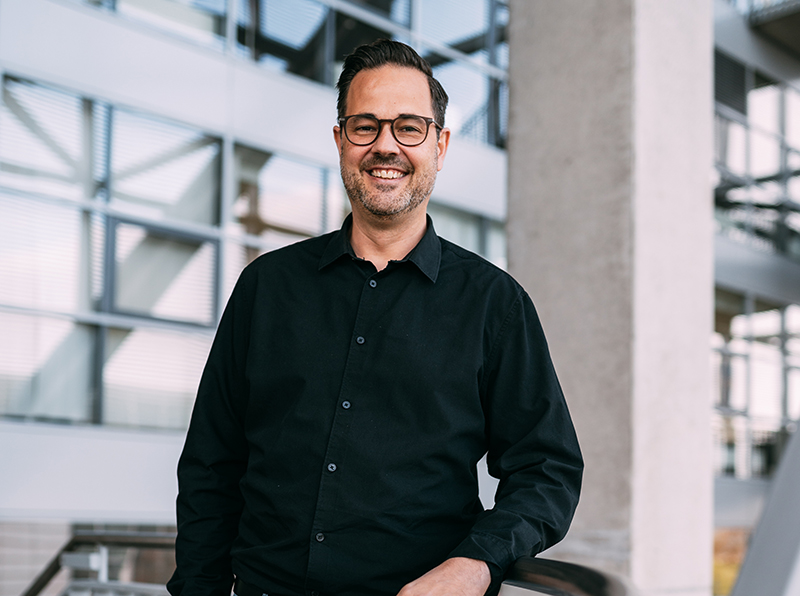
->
[0, 0, 229, 133]
[0, 421, 181, 523]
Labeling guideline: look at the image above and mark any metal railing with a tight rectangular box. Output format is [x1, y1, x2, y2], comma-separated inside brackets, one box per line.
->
[21, 530, 175, 596]
[23, 530, 633, 596]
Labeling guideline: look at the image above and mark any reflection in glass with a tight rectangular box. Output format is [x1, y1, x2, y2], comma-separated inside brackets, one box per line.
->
[750, 129, 781, 179]
[0, 195, 102, 313]
[428, 202, 481, 253]
[485, 220, 506, 269]
[111, 110, 221, 225]
[748, 82, 780, 135]
[232, 145, 327, 239]
[750, 341, 782, 420]
[113, 222, 217, 326]
[236, 0, 397, 84]
[421, 0, 486, 49]
[430, 52, 490, 143]
[0, 313, 93, 423]
[103, 326, 212, 429]
[787, 88, 800, 150]
[0, 78, 108, 202]
[789, 368, 800, 421]
[715, 116, 747, 177]
[115, 0, 227, 49]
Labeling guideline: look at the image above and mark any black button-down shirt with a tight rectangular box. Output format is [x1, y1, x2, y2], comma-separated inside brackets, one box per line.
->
[168, 216, 582, 596]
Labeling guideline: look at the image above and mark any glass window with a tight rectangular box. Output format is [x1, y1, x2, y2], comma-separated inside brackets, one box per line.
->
[349, 0, 410, 25]
[428, 202, 481, 253]
[237, 1, 398, 84]
[420, 0, 487, 50]
[114, 0, 227, 49]
[748, 81, 780, 135]
[789, 367, 800, 421]
[429, 51, 491, 144]
[787, 87, 800, 150]
[111, 110, 222, 226]
[485, 220, 506, 269]
[749, 341, 782, 420]
[715, 115, 747, 177]
[750, 129, 781, 179]
[103, 326, 212, 429]
[0, 195, 103, 313]
[0, 77, 102, 202]
[112, 222, 217, 326]
[0, 312, 94, 423]
[231, 145, 327, 238]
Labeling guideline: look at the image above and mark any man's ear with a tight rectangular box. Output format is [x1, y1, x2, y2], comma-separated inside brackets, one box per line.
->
[436, 127, 451, 172]
[333, 125, 343, 154]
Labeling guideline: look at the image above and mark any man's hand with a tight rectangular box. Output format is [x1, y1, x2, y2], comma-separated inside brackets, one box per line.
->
[397, 557, 491, 596]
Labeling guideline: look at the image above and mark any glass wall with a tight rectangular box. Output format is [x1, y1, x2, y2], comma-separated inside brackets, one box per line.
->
[712, 51, 800, 480]
[0, 75, 350, 430]
[712, 291, 800, 479]
[714, 50, 800, 262]
[73, 0, 509, 148]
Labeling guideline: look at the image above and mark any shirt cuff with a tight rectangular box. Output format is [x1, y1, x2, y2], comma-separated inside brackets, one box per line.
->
[448, 534, 514, 595]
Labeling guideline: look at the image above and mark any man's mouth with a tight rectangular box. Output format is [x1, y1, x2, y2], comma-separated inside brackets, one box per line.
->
[368, 168, 406, 180]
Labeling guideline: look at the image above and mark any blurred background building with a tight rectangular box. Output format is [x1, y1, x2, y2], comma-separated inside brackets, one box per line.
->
[0, 0, 798, 595]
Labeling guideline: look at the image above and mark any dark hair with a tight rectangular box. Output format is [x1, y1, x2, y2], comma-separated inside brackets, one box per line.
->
[336, 39, 448, 128]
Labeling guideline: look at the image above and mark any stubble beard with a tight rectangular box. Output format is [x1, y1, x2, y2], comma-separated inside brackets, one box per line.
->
[341, 152, 438, 220]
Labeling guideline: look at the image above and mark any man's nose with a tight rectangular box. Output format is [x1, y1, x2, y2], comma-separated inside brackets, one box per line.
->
[371, 121, 400, 154]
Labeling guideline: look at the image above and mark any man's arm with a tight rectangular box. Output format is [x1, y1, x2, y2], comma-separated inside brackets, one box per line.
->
[448, 291, 584, 593]
[167, 270, 255, 596]
[397, 558, 491, 596]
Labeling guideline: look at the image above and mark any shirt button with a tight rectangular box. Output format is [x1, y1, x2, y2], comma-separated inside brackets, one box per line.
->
[342, 401, 351, 409]
[369, 279, 377, 288]
[315, 532, 325, 542]
[311, 592, 319, 596]
[327, 463, 337, 472]
[356, 336, 365, 345]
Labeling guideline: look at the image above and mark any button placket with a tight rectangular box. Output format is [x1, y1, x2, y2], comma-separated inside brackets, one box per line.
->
[307, 267, 380, 584]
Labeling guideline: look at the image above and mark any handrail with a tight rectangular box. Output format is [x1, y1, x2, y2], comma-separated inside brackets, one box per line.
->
[502, 557, 635, 596]
[23, 531, 633, 596]
[20, 530, 176, 596]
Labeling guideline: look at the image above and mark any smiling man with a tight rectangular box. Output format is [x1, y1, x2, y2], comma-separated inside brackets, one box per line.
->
[167, 40, 582, 596]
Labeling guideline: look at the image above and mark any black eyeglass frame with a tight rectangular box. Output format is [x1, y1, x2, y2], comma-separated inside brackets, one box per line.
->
[338, 114, 443, 147]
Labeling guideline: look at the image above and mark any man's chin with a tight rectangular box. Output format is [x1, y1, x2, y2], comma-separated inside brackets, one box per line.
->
[359, 195, 421, 220]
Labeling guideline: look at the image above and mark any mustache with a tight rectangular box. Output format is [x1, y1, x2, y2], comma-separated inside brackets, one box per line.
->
[360, 156, 412, 172]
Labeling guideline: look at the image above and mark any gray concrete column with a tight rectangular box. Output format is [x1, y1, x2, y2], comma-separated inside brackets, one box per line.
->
[507, 2, 714, 595]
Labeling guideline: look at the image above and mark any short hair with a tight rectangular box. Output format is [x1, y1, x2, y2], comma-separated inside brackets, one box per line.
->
[336, 39, 449, 128]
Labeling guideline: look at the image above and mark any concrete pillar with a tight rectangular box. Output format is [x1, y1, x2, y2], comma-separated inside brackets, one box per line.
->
[507, 2, 714, 596]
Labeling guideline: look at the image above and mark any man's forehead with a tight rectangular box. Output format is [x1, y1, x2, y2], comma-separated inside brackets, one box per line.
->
[346, 65, 432, 114]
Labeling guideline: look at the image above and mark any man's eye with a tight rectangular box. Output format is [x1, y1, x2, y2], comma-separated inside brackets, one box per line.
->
[398, 125, 423, 134]
[354, 125, 377, 133]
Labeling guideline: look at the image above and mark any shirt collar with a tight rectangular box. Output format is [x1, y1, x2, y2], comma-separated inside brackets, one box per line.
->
[319, 213, 441, 283]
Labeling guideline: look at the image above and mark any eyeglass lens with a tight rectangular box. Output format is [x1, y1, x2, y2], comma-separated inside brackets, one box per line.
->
[345, 115, 431, 146]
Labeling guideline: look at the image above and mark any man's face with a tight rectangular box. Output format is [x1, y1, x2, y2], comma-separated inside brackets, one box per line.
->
[334, 65, 450, 220]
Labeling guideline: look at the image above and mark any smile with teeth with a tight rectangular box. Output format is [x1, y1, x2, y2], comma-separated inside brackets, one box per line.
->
[369, 168, 406, 180]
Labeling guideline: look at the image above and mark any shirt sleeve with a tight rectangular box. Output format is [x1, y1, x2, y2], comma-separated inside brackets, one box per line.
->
[167, 268, 255, 596]
[448, 290, 583, 593]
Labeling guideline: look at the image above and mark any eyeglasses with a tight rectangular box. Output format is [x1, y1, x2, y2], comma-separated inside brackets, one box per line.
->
[338, 114, 442, 147]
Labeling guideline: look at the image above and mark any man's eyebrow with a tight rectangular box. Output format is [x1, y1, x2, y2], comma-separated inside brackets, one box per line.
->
[348, 113, 430, 119]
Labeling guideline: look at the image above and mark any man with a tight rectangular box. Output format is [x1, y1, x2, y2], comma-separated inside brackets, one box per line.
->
[167, 40, 582, 596]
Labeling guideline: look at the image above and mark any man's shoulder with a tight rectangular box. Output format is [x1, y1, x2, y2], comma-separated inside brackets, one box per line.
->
[244, 231, 336, 274]
[438, 236, 523, 295]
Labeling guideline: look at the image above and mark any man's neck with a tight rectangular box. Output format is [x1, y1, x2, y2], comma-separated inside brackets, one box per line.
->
[349, 208, 428, 271]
